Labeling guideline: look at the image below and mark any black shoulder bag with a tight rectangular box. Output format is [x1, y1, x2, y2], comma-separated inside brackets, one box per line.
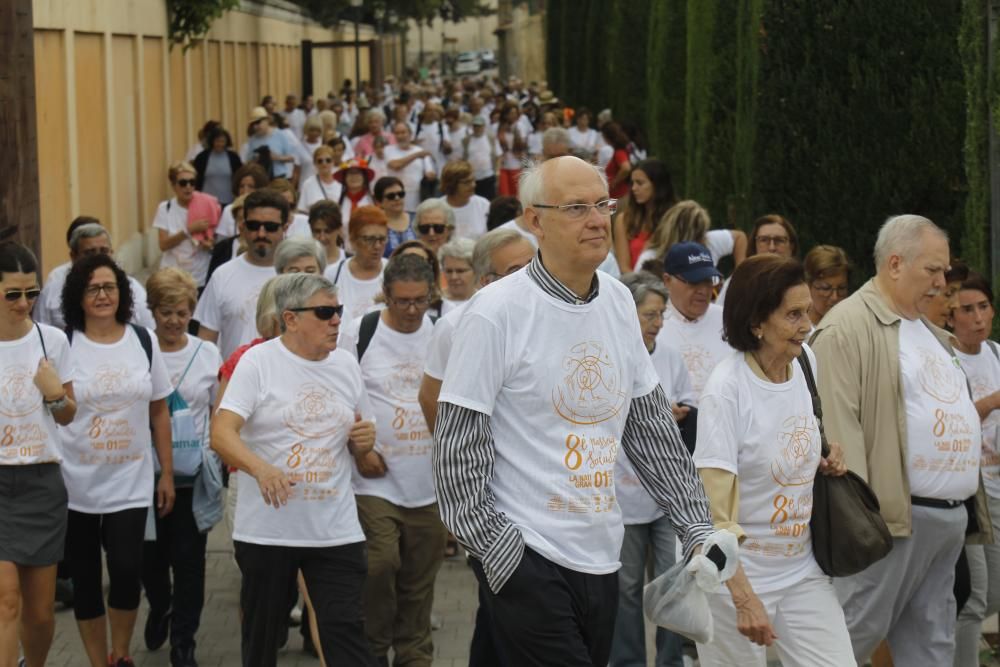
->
[797, 354, 893, 577]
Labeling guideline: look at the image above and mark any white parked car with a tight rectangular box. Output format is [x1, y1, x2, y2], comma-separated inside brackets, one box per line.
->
[455, 51, 481, 75]
[479, 49, 496, 69]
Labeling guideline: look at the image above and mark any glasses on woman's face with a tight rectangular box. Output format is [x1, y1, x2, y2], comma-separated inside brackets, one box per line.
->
[315, 157, 335, 165]
[383, 191, 406, 201]
[417, 224, 448, 235]
[4, 288, 41, 302]
[756, 235, 789, 248]
[85, 283, 118, 299]
[357, 234, 388, 247]
[288, 305, 344, 321]
[812, 281, 849, 298]
[638, 309, 665, 324]
[175, 178, 196, 188]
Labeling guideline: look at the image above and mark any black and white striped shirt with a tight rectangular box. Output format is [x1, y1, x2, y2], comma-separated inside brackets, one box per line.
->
[433, 255, 714, 593]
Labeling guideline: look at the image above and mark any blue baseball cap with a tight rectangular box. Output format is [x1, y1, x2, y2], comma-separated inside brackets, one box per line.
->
[663, 241, 722, 284]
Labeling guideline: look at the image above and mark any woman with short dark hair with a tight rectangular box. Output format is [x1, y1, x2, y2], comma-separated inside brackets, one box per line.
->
[192, 126, 242, 205]
[373, 176, 415, 256]
[693, 254, 852, 666]
[0, 242, 77, 667]
[60, 253, 175, 667]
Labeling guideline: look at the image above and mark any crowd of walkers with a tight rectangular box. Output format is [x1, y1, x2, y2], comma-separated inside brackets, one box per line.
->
[1, 70, 999, 667]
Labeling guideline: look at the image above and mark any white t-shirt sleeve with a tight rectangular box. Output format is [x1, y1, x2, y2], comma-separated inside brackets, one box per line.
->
[337, 317, 362, 361]
[152, 201, 171, 233]
[423, 317, 454, 380]
[692, 380, 741, 475]
[704, 229, 735, 265]
[149, 337, 173, 401]
[438, 312, 505, 415]
[193, 277, 221, 331]
[217, 349, 261, 420]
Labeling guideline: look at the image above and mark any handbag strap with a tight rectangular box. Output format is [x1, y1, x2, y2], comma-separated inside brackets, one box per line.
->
[174, 340, 203, 392]
[35, 322, 49, 360]
[795, 354, 830, 458]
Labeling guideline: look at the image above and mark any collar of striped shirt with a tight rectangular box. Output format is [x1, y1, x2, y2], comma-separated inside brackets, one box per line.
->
[525, 253, 600, 305]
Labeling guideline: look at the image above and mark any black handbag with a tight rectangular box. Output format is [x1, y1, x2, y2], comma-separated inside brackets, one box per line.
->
[797, 355, 893, 577]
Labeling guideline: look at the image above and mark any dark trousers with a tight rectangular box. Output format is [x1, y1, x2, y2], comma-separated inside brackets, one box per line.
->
[66, 506, 148, 620]
[141, 487, 207, 650]
[468, 580, 508, 667]
[470, 547, 618, 667]
[234, 540, 376, 667]
[475, 176, 497, 201]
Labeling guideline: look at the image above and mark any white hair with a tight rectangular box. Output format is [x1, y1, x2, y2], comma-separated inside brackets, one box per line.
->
[471, 228, 533, 280]
[541, 127, 570, 151]
[69, 223, 110, 253]
[273, 273, 337, 333]
[274, 237, 327, 274]
[518, 157, 609, 213]
[438, 237, 475, 265]
[873, 214, 948, 270]
[415, 199, 456, 227]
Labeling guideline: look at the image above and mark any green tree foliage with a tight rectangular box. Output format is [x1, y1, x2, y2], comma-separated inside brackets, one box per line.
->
[646, 0, 687, 193]
[166, 0, 240, 49]
[607, 0, 650, 132]
[960, 0, 990, 276]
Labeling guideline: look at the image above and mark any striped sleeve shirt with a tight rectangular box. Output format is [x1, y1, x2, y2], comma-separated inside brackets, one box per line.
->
[433, 255, 714, 593]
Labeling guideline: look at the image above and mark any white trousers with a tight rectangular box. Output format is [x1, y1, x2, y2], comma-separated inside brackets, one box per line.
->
[696, 574, 854, 667]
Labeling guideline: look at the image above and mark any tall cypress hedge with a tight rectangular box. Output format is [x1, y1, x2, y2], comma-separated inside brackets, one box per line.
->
[646, 0, 687, 193]
[606, 0, 650, 131]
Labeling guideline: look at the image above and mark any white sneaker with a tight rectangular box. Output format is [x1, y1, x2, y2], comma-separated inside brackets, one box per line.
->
[289, 605, 303, 626]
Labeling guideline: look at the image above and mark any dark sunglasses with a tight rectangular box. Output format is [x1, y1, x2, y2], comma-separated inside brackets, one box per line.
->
[383, 191, 406, 201]
[288, 305, 344, 320]
[176, 178, 196, 188]
[4, 288, 41, 302]
[316, 157, 335, 165]
[417, 224, 448, 235]
[245, 220, 283, 233]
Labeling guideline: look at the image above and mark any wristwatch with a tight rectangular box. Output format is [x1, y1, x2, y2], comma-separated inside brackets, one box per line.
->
[44, 394, 69, 413]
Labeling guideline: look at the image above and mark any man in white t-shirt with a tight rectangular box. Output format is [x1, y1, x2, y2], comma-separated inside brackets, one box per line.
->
[34, 221, 156, 331]
[281, 94, 307, 140]
[339, 255, 445, 667]
[657, 241, 732, 399]
[211, 273, 378, 665]
[463, 117, 501, 201]
[432, 157, 717, 664]
[811, 215, 991, 665]
[195, 190, 286, 359]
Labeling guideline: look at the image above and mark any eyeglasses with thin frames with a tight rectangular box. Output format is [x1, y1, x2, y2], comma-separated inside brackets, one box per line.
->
[357, 235, 388, 247]
[531, 198, 618, 220]
[386, 296, 432, 309]
[812, 281, 849, 298]
[756, 235, 789, 247]
[84, 283, 119, 298]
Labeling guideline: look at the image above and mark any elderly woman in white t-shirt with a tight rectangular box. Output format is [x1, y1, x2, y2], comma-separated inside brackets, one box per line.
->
[140, 268, 223, 665]
[693, 254, 852, 666]
[211, 273, 378, 665]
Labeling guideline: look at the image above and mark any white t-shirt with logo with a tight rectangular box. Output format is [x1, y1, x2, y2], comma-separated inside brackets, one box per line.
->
[329, 258, 388, 327]
[161, 336, 222, 465]
[385, 145, 434, 212]
[340, 315, 436, 507]
[297, 176, 343, 214]
[442, 195, 490, 241]
[694, 347, 824, 593]
[0, 324, 75, 465]
[219, 337, 371, 547]
[956, 343, 1000, 497]
[616, 343, 696, 525]
[153, 197, 212, 286]
[60, 326, 172, 513]
[656, 301, 732, 401]
[439, 270, 659, 575]
[899, 318, 982, 500]
[194, 255, 276, 360]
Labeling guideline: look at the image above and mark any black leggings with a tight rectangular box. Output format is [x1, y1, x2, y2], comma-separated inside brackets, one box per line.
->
[66, 507, 148, 620]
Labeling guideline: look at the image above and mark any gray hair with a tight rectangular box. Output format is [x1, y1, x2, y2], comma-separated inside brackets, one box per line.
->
[518, 156, 609, 214]
[366, 109, 386, 123]
[382, 253, 436, 296]
[275, 237, 327, 274]
[541, 127, 570, 152]
[415, 198, 456, 228]
[873, 214, 948, 270]
[255, 275, 285, 338]
[438, 237, 475, 265]
[273, 273, 337, 333]
[69, 223, 110, 253]
[472, 228, 532, 280]
[620, 272, 669, 307]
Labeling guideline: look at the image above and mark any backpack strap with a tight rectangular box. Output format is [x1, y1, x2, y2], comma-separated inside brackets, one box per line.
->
[795, 353, 830, 458]
[130, 323, 153, 370]
[356, 310, 381, 362]
[332, 259, 346, 286]
[35, 323, 49, 360]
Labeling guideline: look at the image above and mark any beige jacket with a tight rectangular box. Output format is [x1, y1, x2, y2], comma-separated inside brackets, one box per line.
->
[810, 279, 992, 543]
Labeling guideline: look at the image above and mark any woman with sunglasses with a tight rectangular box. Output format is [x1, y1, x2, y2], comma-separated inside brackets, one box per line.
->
[413, 199, 455, 256]
[0, 242, 77, 667]
[211, 273, 377, 666]
[154, 161, 215, 288]
[374, 176, 416, 257]
[297, 146, 343, 215]
[328, 206, 389, 325]
[59, 253, 175, 667]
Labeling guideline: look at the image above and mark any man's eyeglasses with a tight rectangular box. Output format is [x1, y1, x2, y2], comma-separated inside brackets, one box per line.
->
[812, 282, 849, 298]
[84, 283, 119, 298]
[79, 247, 112, 258]
[357, 235, 388, 247]
[245, 220, 283, 233]
[672, 274, 721, 288]
[755, 235, 789, 247]
[4, 288, 41, 302]
[485, 263, 527, 281]
[175, 178, 196, 188]
[288, 305, 344, 320]
[532, 198, 618, 220]
[417, 224, 449, 235]
[383, 191, 406, 201]
[386, 296, 432, 309]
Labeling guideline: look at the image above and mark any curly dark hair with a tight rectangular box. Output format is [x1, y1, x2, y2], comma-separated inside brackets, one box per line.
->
[61, 253, 134, 332]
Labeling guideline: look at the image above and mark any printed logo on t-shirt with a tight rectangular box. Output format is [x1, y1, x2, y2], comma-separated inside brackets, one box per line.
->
[240, 285, 263, 325]
[917, 348, 963, 404]
[83, 365, 141, 411]
[770, 415, 820, 487]
[0, 364, 41, 418]
[680, 344, 713, 393]
[282, 383, 353, 438]
[384, 360, 423, 403]
[552, 341, 626, 426]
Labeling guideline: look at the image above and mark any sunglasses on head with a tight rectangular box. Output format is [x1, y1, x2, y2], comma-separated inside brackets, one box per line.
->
[383, 191, 406, 201]
[4, 288, 41, 302]
[288, 305, 344, 320]
[417, 224, 448, 235]
[245, 220, 283, 233]
[176, 178, 196, 188]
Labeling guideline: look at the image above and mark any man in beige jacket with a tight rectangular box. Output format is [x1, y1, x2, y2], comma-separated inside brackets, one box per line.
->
[811, 214, 992, 665]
